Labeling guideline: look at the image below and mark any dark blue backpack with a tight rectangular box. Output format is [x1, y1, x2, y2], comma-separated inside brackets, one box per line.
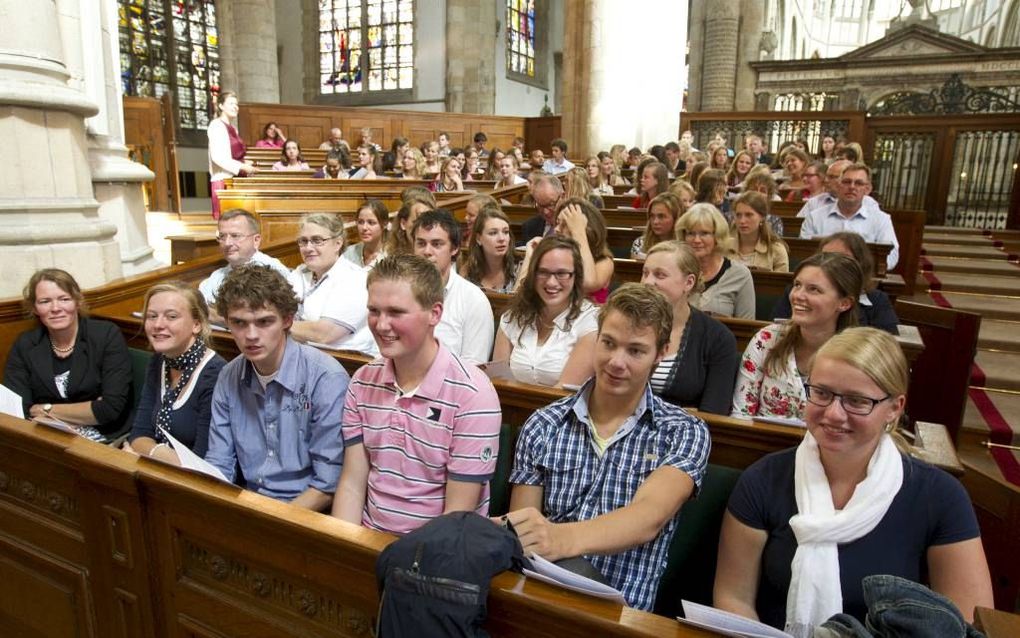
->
[375, 512, 526, 637]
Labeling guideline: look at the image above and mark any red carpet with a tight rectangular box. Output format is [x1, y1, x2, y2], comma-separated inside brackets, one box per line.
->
[967, 387, 1020, 486]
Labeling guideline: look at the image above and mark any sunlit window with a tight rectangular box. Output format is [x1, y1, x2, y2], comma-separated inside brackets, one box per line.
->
[319, 0, 414, 95]
[506, 0, 536, 78]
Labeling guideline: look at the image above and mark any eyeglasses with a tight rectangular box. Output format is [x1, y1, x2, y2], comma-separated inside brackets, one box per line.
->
[536, 269, 574, 282]
[216, 232, 255, 243]
[296, 235, 338, 247]
[804, 384, 890, 416]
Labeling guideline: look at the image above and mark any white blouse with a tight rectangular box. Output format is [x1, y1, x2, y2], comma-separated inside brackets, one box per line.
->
[499, 302, 599, 386]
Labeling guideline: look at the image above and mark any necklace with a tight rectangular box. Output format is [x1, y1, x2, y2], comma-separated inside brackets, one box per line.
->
[51, 340, 75, 354]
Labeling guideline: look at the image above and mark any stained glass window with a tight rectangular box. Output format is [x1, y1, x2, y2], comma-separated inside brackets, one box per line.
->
[118, 0, 220, 131]
[506, 0, 536, 78]
[319, 0, 414, 95]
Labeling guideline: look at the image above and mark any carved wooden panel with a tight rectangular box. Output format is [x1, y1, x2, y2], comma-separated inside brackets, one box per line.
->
[113, 587, 143, 638]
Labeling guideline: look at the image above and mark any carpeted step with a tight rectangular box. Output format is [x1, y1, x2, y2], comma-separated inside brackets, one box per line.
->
[907, 290, 1020, 321]
[920, 244, 1013, 259]
[973, 350, 1020, 392]
[961, 387, 1020, 448]
[978, 319, 1020, 353]
[925, 226, 989, 236]
[920, 255, 1020, 276]
[923, 233, 995, 246]
[919, 271, 1020, 296]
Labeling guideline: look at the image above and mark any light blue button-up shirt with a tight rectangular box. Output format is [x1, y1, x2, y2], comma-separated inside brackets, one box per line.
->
[205, 337, 348, 501]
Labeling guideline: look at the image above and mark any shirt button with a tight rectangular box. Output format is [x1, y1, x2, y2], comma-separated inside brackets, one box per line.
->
[268, 450, 275, 458]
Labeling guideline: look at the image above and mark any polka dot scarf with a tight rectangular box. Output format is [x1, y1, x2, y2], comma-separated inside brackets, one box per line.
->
[154, 338, 206, 443]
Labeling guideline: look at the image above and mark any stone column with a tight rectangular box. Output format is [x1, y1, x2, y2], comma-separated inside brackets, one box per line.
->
[0, 0, 121, 297]
[445, 0, 497, 114]
[686, 0, 706, 111]
[561, 0, 687, 158]
[218, 0, 281, 103]
[82, 0, 161, 275]
[734, 0, 765, 110]
[700, 0, 740, 111]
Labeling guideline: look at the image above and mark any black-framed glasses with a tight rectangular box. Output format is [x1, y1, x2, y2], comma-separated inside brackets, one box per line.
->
[804, 384, 890, 416]
[536, 269, 574, 282]
[296, 235, 338, 248]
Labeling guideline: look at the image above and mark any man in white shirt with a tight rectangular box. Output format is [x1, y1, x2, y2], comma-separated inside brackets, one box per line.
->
[412, 210, 494, 365]
[318, 127, 347, 152]
[800, 162, 900, 271]
[199, 209, 290, 323]
[542, 138, 575, 175]
[797, 159, 879, 219]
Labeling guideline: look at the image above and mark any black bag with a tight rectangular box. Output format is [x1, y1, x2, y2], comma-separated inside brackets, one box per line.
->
[375, 512, 526, 637]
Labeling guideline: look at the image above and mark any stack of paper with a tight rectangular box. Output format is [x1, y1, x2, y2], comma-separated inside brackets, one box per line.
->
[523, 554, 628, 606]
[678, 601, 793, 638]
[158, 428, 230, 483]
[0, 384, 25, 419]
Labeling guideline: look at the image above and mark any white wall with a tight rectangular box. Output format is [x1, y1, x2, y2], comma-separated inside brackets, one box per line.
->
[493, 0, 563, 116]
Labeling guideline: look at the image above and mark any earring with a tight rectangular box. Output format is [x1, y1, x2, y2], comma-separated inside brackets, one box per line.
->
[884, 420, 896, 433]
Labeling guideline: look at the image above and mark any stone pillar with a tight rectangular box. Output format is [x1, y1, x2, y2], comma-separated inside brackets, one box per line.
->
[445, 0, 497, 114]
[561, 0, 687, 158]
[700, 0, 740, 111]
[82, 0, 161, 275]
[218, 0, 281, 103]
[0, 0, 121, 297]
[686, 0, 706, 111]
[734, 0, 765, 110]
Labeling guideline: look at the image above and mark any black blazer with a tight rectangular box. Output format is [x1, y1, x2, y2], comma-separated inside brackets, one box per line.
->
[519, 214, 549, 245]
[3, 316, 133, 435]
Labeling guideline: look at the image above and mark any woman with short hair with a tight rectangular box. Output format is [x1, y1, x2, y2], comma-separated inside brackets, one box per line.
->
[676, 203, 756, 319]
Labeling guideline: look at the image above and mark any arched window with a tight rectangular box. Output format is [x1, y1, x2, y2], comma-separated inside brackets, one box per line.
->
[506, 0, 536, 78]
[318, 0, 414, 96]
[117, 0, 220, 131]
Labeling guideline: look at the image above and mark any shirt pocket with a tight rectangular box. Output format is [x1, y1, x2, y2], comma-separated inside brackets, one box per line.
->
[606, 452, 661, 510]
[541, 455, 587, 516]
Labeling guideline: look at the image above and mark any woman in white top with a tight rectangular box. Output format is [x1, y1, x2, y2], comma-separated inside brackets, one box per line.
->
[434, 156, 464, 192]
[342, 199, 388, 270]
[494, 154, 527, 190]
[271, 140, 310, 171]
[287, 213, 378, 356]
[493, 236, 598, 387]
[207, 91, 255, 218]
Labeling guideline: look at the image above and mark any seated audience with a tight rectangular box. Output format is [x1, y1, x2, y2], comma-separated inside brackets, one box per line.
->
[664, 141, 685, 177]
[505, 283, 710, 610]
[818, 135, 837, 162]
[124, 283, 226, 461]
[495, 153, 527, 189]
[608, 143, 628, 173]
[668, 179, 696, 212]
[343, 199, 389, 271]
[287, 213, 377, 355]
[436, 132, 451, 158]
[543, 138, 575, 175]
[626, 146, 643, 171]
[802, 160, 827, 199]
[422, 139, 442, 175]
[632, 192, 683, 260]
[632, 161, 669, 209]
[495, 237, 598, 386]
[531, 198, 614, 304]
[677, 204, 756, 319]
[778, 148, 811, 201]
[349, 145, 378, 179]
[584, 156, 609, 195]
[206, 265, 348, 509]
[837, 141, 864, 163]
[641, 241, 738, 414]
[709, 144, 730, 171]
[473, 131, 489, 157]
[333, 254, 501, 535]
[255, 121, 285, 148]
[484, 148, 506, 181]
[565, 166, 605, 208]
[726, 191, 790, 272]
[272, 139, 310, 171]
[413, 210, 494, 364]
[4, 269, 132, 442]
[726, 149, 755, 189]
[774, 232, 899, 334]
[400, 147, 427, 180]
[741, 167, 785, 234]
[463, 148, 483, 180]
[745, 134, 772, 164]
[685, 161, 709, 196]
[715, 327, 993, 631]
[731, 253, 862, 420]
[529, 148, 545, 170]
[358, 127, 381, 152]
[386, 195, 435, 257]
[462, 193, 499, 248]
[318, 127, 346, 152]
[460, 207, 517, 293]
[800, 162, 899, 271]
[435, 156, 465, 192]
[695, 168, 729, 214]
[595, 151, 626, 194]
[199, 208, 291, 323]
[389, 137, 409, 164]
[312, 149, 348, 179]
[520, 174, 564, 244]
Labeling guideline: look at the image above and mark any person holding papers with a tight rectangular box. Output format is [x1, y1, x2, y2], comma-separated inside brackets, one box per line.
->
[205, 265, 348, 510]
[124, 283, 225, 462]
[731, 253, 862, 422]
[332, 255, 502, 535]
[504, 284, 710, 611]
[715, 328, 993, 633]
[4, 269, 132, 442]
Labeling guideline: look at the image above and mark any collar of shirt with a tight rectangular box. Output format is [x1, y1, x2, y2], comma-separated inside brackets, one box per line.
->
[570, 378, 655, 454]
[859, 291, 873, 307]
[826, 203, 870, 220]
[298, 256, 350, 293]
[241, 337, 302, 394]
[377, 340, 452, 400]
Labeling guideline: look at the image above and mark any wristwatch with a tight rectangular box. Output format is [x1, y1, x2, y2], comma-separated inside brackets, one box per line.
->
[42, 403, 53, 414]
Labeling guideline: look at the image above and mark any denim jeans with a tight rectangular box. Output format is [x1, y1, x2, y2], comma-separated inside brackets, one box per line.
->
[814, 575, 986, 638]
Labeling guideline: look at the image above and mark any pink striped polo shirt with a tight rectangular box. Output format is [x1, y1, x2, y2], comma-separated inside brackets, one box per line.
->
[341, 343, 502, 535]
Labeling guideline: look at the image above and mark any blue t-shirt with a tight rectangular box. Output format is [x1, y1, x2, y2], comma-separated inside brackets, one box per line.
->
[727, 447, 979, 629]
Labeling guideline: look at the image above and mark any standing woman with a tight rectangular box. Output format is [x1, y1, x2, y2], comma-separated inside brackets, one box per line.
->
[677, 204, 756, 319]
[726, 150, 755, 189]
[716, 327, 993, 631]
[494, 236, 599, 387]
[641, 241, 738, 414]
[400, 147, 427, 180]
[124, 283, 226, 461]
[631, 192, 682, 260]
[460, 207, 517, 293]
[343, 199, 389, 270]
[494, 153, 527, 189]
[272, 140, 310, 171]
[207, 91, 256, 219]
[730, 252, 862, 420]
[434, 156, 465, 192]
[726, 191, 789, 272]
[632, 161, 670, 209]
[254, 121, 286, 148]
[4, 269, 132, 441]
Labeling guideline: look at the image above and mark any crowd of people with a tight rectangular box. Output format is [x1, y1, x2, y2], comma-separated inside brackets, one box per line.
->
[3, 117, 991, 632]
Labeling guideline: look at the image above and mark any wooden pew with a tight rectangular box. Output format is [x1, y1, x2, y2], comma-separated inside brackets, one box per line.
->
[226, 176, 499, 192]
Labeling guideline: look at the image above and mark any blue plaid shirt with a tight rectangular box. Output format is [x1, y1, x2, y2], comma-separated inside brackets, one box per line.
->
[509, 380, 710, 610]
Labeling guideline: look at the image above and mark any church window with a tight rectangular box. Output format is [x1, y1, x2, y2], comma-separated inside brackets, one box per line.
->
[506, 0, 536, 78]
[318, 0, 414, 95]
[834, 0, 864, 20]
[117, 0, 220, 131]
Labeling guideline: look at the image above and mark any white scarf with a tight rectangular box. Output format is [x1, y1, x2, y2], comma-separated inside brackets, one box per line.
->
[785, 432, 903, 638]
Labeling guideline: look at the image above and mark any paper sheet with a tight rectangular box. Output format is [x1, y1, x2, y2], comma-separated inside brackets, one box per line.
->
[159, 427, 230, 483]
[480, 359, 513, 381]
[0, 384, 25, 419]
[523, 554, 628, 606]
[678, 601, 793, 638]
[32, 414, 77, 432]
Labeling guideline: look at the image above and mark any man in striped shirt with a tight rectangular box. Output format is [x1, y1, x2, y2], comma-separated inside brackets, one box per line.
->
[332, 255, 502, 535]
